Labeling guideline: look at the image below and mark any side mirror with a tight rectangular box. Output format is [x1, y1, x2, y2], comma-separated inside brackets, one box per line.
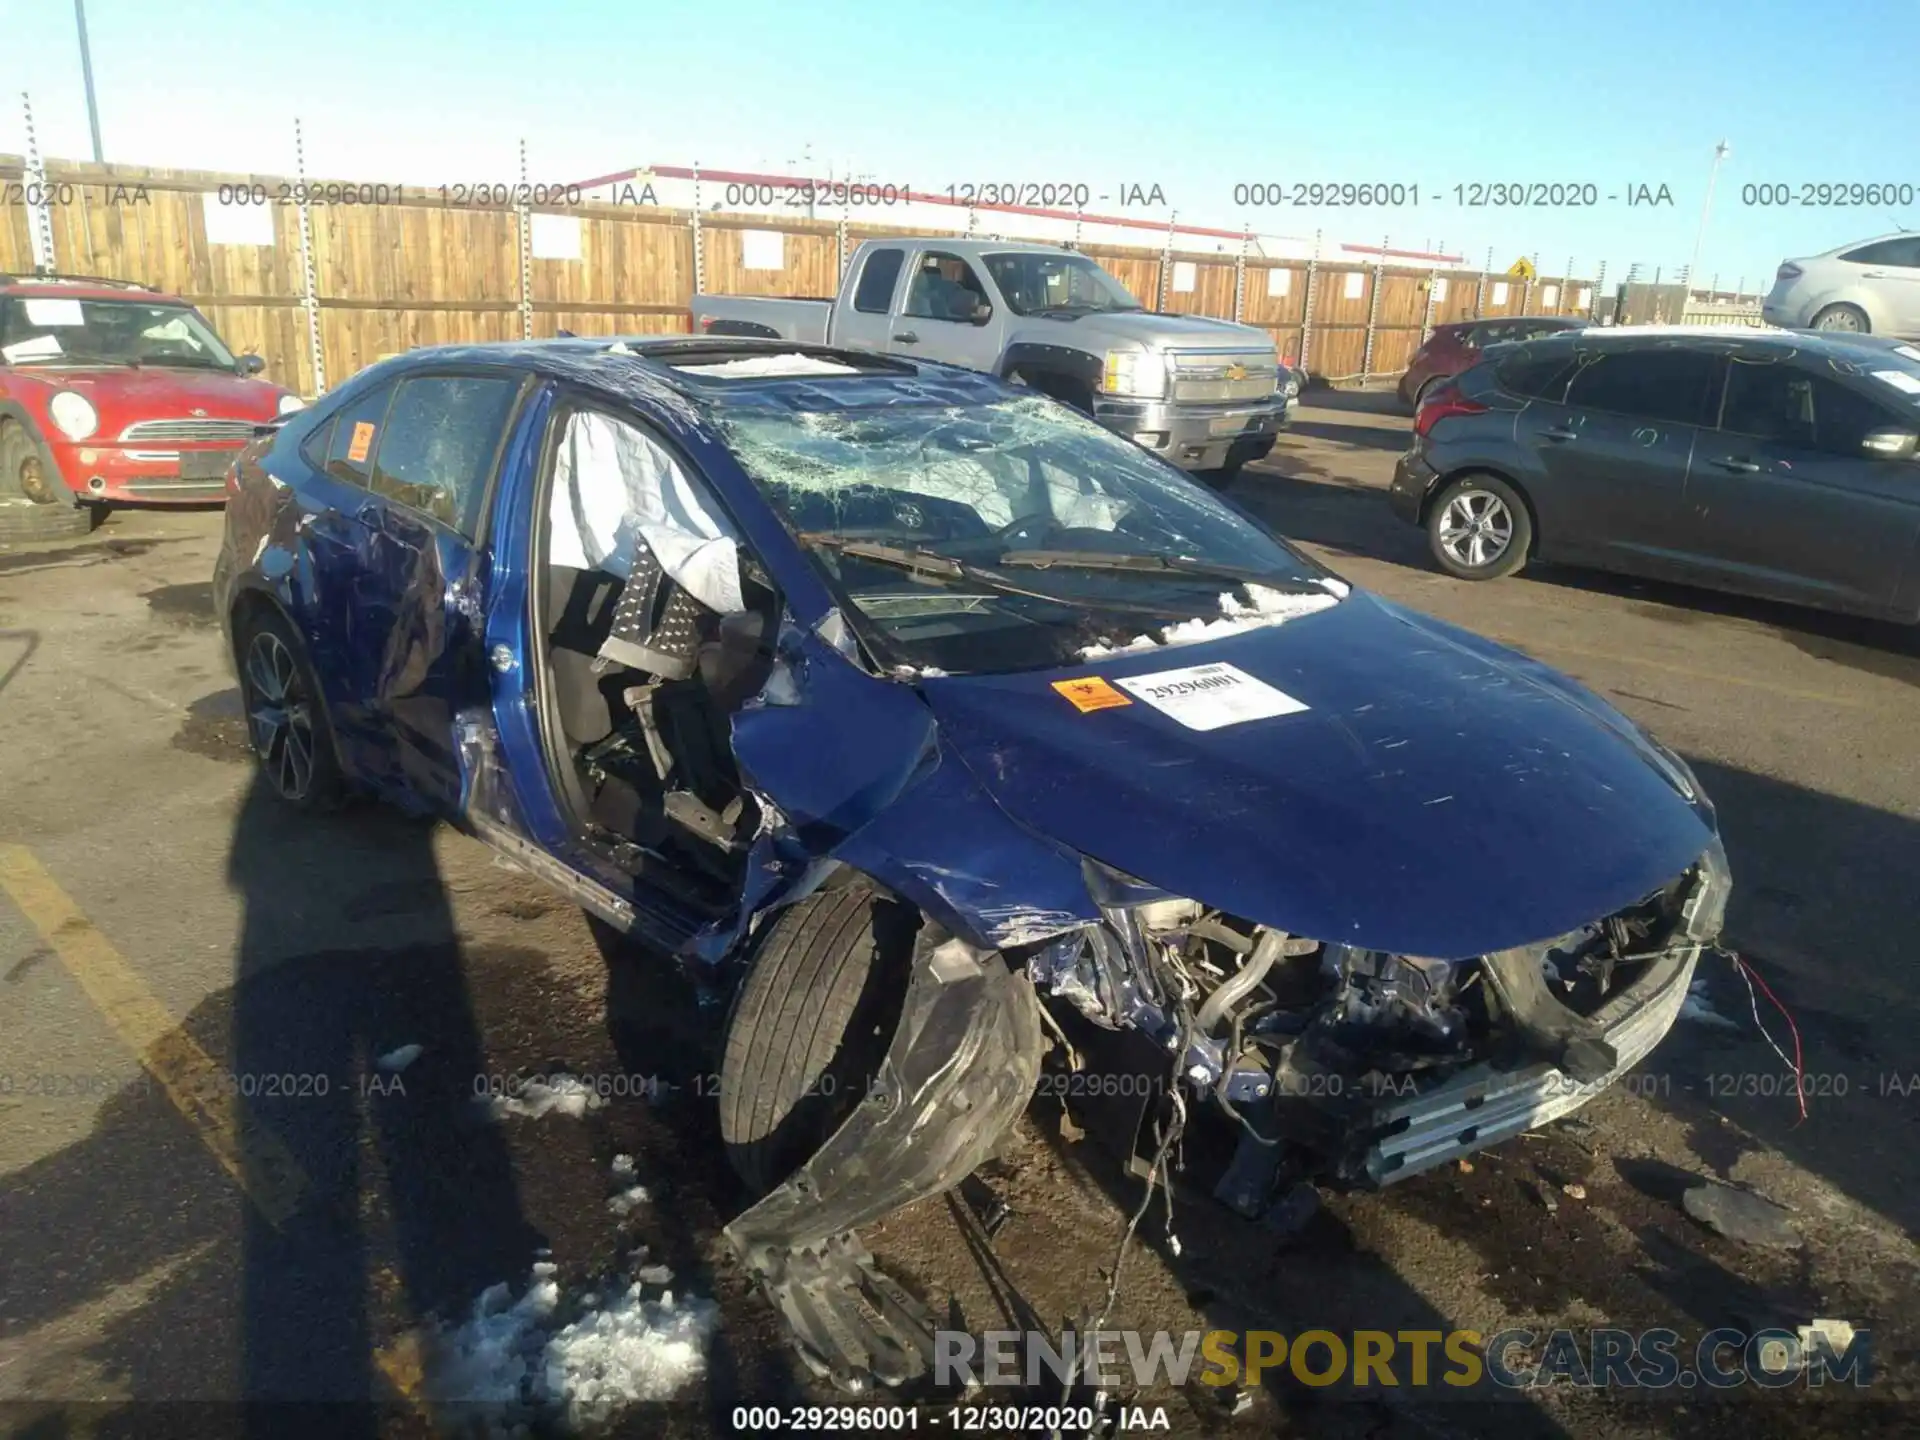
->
[969, 299, 993, 326]
[1862, 426, 1919, 460]
[237, 353, 266, 377]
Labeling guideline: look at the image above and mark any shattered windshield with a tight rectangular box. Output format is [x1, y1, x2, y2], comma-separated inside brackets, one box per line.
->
[982, 252, 1143, 317]
[711, 395, 1344, 674]
[0, 297, 239, 370]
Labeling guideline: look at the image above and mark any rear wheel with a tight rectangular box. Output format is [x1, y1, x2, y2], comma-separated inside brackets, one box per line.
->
[235, 605, 344, 809]
[1810, 303, 1869, 334]
[1427, 473, 1532, 580]
[719, 882, 915, 1196]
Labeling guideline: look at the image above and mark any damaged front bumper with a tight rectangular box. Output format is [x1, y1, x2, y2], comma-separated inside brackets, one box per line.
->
[722, 926, 1044, 1390]
[1030, 837, 1731, 1191]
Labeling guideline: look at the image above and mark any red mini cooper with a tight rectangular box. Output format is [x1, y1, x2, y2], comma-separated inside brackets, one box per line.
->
[0, 273, 303, 513]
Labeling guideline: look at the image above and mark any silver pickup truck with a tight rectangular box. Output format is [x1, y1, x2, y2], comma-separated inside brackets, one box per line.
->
[692, 237, 1297, 477]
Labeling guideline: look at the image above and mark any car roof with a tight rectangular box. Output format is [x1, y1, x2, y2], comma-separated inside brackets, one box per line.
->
[0, 273, 180, 303]
[345, 336, 1012, 412]
[1510, 325, 1916, 359]
[1816, 232, 1916, 257]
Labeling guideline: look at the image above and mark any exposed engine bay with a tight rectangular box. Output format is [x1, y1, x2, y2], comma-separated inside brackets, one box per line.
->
[1026, 843, 1729, 1201]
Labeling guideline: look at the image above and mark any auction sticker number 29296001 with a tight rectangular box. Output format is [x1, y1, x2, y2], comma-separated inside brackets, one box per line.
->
[1115, 663, 1308, 731]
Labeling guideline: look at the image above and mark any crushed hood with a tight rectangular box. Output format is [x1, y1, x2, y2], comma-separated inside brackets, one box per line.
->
[919, 593, 1714, 960]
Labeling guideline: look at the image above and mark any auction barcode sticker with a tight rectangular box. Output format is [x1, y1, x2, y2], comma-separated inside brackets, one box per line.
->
[1114, 662, 1308, 731]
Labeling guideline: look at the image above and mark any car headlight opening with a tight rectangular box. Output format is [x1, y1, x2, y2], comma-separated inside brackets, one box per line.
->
[1102, 348, 1167, 399]
[48, 391, 99, 441]
[277, 393, 307, 416]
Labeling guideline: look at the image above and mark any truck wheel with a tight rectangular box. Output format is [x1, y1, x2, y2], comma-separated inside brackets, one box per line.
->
[719, 882, 915, 1196]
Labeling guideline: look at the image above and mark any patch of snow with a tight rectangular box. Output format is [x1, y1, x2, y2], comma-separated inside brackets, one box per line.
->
[610, 1153, 637, 1181]
[675, 353, 860, 378]
[425, 1262, 717, 1423]
[636, 1265, 674, 1286]
[1680, 978, 1740, 1031]
[475, 1074, 608, 1122]
[375, 1043, 423, 1074]
[607, 1185, 651, 1216]
[1079, 582, 1341, 660]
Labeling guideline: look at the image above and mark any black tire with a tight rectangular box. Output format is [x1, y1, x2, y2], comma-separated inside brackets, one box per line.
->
[0, 420, 69, 507]
[1809, 303, 1869, 334]
[1426, 472, 1533, 580]
[0, 496, 91, 541]
[233, 604, 345, 809]
[719, 882, 916, 1196]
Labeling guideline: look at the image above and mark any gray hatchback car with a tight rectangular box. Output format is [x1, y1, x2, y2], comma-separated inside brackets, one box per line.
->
[1389, 328, 1920, 623]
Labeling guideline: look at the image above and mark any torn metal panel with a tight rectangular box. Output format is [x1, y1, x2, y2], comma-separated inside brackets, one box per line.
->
[723, 926, 1044, 1389]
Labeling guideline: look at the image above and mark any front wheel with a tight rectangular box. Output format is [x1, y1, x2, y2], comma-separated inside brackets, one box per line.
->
[0, 420, 65, 505]
[235, 606, 344, 809]
[718, 882, 915, 1196]
[1427, 474, 1532, 580]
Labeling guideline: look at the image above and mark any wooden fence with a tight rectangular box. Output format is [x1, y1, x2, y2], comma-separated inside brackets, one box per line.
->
[2, 155, 1599, 395]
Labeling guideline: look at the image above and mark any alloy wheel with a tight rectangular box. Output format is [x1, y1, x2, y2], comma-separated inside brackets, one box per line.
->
[243, 630, 316, 801]
[1815, 308, 1863, 332]
[1437, 490, 1514, 569]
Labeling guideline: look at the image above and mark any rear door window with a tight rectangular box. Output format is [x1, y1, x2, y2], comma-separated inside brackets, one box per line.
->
[1720, 359, 1902, 457]
[1564, 349, 1716, 425]
[1496, 351, 1577, 401]
[322, 383, 398, 488]
[1840, 237, 1920, 268]
[852, 248, 906, 314]
[367, 374, 522, 536]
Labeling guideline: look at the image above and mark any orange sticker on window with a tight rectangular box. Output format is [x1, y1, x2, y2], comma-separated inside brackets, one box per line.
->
[346, 421, 376, 464]
[1052, 676, 1132, 713]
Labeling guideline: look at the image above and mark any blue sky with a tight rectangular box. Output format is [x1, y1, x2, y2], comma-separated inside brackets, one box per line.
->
[3, 0, 1914, 290]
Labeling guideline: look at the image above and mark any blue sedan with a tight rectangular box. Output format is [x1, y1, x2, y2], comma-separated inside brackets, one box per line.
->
[213, 338, 1729, 1387]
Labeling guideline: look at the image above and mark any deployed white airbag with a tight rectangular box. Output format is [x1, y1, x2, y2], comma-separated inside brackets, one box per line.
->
[548, 411, 744, 614]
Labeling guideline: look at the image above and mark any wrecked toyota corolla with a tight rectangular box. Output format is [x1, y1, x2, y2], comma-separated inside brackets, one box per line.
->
[213, 338, 1729, 1389]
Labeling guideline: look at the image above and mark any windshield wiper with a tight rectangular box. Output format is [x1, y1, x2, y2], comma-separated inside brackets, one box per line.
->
[995, 548, 1336, 592]
[799, 534, 1204, 617]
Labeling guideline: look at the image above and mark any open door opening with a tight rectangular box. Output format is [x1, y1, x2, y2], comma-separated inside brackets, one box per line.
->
[529, 404, 779, 909]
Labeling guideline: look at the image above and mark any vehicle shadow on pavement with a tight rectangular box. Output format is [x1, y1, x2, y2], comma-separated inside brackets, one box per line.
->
[1641, 759, 1920, 1239]
[220, 775, 546, 1432]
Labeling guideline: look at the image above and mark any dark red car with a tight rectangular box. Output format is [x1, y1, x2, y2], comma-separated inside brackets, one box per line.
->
[0, 273, 302, 512]
[1399, 315, 1585, 409]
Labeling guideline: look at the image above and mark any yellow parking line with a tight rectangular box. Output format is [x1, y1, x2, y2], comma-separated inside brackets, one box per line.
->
[0, 844, 308, 1228]
[1483, 633, 1869, 710]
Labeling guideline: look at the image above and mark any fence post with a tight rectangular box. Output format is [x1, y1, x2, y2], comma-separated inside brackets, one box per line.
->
[1157, 211, 1176, 311]
[1232, 228, 1248, 323]
[1299, 230, 1321, 374]
[293, 118, 325, 395]
[690, 161, 705, 298]
[1360, 235, 1385, 380]
[20, 92, 56, 271]
[835, 214, 848, 280]
[1476, 247, 1489, 317]
[516, 140, 534, 341]
[1421, 263, 1439, 346]
[1593, 260, 1608, 322]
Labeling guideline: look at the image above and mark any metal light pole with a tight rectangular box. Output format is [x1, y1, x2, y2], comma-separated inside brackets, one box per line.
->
[1687, 141, 1731, 297]
[74, 0, 104, 162]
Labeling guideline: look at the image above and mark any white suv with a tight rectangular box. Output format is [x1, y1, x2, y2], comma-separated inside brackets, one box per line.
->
[1763, 233, 1920, 338]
